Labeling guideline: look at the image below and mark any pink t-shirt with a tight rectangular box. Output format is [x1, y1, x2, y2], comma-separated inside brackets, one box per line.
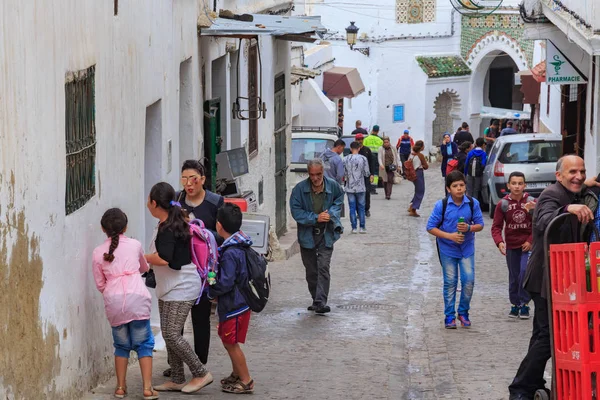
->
[92, 235, 152, 327]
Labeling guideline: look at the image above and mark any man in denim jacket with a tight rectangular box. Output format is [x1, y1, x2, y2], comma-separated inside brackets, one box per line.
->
[290, 159, 344, 314]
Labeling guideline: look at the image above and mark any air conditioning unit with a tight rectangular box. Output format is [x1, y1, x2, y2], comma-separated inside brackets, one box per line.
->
[241, 213, 270, 255]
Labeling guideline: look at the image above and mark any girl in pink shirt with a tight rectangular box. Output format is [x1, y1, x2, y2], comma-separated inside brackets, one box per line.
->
[92, 208, 159, 400]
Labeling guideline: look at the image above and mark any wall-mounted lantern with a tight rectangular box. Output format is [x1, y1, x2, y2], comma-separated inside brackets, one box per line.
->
[345, 21, 370, 57]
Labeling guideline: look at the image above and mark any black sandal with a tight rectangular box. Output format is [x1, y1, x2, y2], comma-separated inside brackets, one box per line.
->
[222, 379, 254, 394]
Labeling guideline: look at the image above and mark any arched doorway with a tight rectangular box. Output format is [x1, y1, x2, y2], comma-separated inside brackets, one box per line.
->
[480, 52, 525, 132]
[484, 52, 523, 110]
[467, 33, 529, 135]
[432, 89, 461, 146]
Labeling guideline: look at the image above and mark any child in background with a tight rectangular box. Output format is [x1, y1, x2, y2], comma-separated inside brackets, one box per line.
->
[491, 172, 536, 319]
[92, 208, 158, 400]
[209, 203, 255, 394]
[464, 137, 487, 201]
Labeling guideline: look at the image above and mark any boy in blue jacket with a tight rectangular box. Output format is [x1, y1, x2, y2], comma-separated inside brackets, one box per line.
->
[464, 137, 487, 201]
[208, 203, 254, 394]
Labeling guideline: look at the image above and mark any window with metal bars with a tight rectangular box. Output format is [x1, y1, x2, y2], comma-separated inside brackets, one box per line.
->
[65, 66, 96, 215]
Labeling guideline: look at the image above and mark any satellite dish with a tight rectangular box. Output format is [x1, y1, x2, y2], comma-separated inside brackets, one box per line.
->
[450, 0, 503, 17]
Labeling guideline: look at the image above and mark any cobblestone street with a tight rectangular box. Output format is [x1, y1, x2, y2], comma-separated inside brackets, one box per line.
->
[86, 167, 534, 400]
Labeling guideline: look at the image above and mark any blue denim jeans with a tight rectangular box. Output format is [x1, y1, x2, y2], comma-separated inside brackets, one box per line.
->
[439, 253, 475, 318]
[111, 319, 154, 358]
[347, 192, 366, 230]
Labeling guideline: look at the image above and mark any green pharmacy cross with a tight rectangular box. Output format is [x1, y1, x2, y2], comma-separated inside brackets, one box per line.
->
[449, 0, 504, 17]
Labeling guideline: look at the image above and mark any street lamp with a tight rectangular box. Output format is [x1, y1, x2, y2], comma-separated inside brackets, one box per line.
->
[345, 21, 370, 56]
[345, 21, 359, 49]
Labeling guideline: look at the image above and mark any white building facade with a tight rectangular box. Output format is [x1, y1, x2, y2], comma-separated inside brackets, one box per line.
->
[199, 1, 325, 239]
[294, 0, 531, 152]
[522, 0, 600, 175]
[0, 1, 202, 398]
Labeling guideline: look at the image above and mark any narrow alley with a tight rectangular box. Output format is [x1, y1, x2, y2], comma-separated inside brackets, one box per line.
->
[85, 168, 532, 400]
[5, 1, 593, 398]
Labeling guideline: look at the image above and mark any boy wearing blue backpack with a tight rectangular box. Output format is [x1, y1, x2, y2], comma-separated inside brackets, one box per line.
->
[209, 203, 254, 394]
[427, 171, 485, 329]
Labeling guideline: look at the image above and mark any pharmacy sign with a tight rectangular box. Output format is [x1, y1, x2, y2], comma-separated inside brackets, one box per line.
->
[546, 40, 587, 85]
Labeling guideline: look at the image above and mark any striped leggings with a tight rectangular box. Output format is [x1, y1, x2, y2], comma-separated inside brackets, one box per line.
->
[158, 299, 208, 384]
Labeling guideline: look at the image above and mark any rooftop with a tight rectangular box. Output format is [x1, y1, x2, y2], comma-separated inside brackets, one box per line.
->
[416, 55, 471, 78]
[199, 14, 326, 39]
[291, 66, 321, 85]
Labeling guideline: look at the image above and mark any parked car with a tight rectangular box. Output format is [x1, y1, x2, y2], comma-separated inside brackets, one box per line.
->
[341, 134, 359, 156]
[482, 133, 563, 218]
[290, 127, 339, 187]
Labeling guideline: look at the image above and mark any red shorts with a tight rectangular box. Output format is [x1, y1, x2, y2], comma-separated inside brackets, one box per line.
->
[218, 311, 251, 345]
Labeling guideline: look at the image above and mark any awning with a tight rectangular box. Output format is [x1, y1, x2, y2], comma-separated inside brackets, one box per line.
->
[531, 61, 546, 82]
[516, 61, 545, 104]
[480, 106, 531, 120]
[322, 67, 365, 99]
[291, 66, 321, 85]
[199, 14, 327, 42]
[519, 73, 541, 104]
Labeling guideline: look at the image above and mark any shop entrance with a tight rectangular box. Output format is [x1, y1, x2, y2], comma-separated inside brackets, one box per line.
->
[561, 84, 587, 156]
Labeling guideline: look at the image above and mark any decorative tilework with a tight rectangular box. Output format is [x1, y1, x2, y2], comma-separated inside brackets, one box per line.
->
[396, 0, 436, 24]
[460, 13, 533, 67]
[396, 0, 408, 23]
[424, 0, 436, 22]
[408, 0, 424, 24]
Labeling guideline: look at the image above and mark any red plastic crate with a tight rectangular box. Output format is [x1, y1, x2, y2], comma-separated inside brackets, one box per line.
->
[555, 361, 600, 400]
[553, 303, 600, 363]
[550, 242, 600, 304]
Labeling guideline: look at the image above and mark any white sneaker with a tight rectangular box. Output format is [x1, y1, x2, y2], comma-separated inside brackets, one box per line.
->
[359, 228, 367, 234]
[351, 229, 358, 234]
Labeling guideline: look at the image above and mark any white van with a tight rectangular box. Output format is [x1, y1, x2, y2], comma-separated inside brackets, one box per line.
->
[290, 127, 338, 187]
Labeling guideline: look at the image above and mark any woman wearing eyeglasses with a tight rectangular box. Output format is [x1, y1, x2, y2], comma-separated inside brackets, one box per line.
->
[160, 160, 224, 379]
[178, 160, 225, 243]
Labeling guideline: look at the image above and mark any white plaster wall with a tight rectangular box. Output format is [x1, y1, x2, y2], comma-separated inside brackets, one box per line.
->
[297, 79, 337, 126]
[0, 1, 202, 397]
[534, 5, 598, 175]
[304, 44, 335, 87]
[202, 35, 292, 226]
[425, 77, 471, 149]
[553, 0, 597, 30]
[238, 37, 291, 224]
[298, 0, 461, 146]
[539, 81, 564, 135]
[295, 44, 337, 126]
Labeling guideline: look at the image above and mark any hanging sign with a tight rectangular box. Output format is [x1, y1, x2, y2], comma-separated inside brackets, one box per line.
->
[546, 40, 587, 85]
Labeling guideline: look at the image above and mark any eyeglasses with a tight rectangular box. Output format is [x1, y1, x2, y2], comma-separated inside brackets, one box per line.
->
[181, 175, 200, 185]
